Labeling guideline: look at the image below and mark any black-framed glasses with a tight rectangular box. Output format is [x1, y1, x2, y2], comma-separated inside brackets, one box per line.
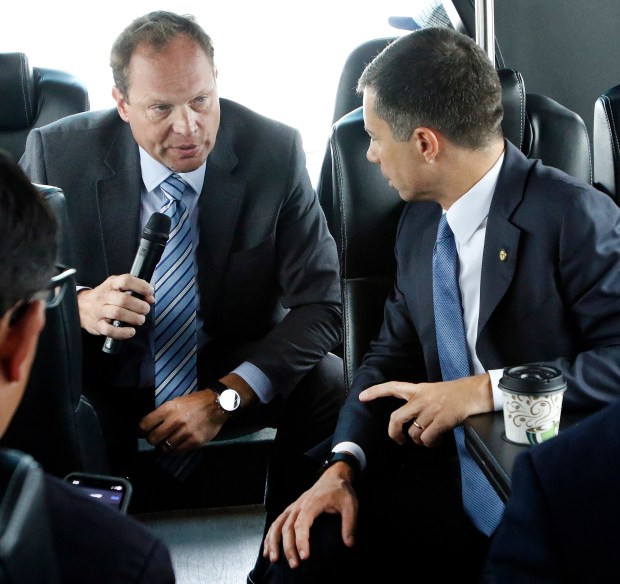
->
[8, 265, 77, 326]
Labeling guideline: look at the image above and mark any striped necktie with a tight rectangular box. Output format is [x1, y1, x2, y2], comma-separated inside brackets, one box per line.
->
[432, 214, 504, 536]
[154, 173, 198, 405]
[153, 174, 200, 478]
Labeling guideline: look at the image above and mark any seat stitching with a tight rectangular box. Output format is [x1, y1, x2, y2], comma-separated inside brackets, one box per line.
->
[18, 53, 32, 124]
[602, 96, 620, 176]
[578, 108, 593, 184]
[331, 126, 352, 389]
[514, 69, 525, 149]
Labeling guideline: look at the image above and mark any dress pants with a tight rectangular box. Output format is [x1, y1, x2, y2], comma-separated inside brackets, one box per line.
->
[259, 436, 491, 584]
[84, 349, 344, 517]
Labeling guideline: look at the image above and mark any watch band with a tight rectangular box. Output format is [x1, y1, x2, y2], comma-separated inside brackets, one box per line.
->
[209, 379, 229, 395]
[318, 451, 361, 479]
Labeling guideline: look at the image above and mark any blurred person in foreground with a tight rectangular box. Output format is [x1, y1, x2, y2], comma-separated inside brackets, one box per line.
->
[490, 397, 620, 583]
[0, 151, 174, 583]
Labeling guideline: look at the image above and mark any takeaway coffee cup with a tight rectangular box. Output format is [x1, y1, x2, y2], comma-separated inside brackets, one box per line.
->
[499, 364, 567, 445]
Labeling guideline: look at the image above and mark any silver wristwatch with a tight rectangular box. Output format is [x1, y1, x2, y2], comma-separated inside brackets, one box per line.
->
[211, 380, 241, 416]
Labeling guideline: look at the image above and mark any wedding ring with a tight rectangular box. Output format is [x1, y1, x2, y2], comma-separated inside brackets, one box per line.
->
[412, 419, 426, 431]
[164, 439, 173, 449]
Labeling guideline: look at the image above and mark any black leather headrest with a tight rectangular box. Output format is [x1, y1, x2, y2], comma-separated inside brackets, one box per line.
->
[0, 53, 36, 131]
[498, 68, 526, 151]
[593, 84, 620, 202]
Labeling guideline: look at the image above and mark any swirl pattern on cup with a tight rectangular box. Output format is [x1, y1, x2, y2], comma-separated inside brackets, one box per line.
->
[504, 393, 564, 430]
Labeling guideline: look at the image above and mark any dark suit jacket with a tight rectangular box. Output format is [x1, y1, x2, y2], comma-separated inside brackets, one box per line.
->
[46, 476, 174, 583]
[20, 99, 341, 396]
[489, 398, 620, 583]
[334, 140, 620, 465]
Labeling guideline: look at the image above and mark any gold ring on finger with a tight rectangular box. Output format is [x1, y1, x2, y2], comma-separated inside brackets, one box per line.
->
[412, 419, 426, 431]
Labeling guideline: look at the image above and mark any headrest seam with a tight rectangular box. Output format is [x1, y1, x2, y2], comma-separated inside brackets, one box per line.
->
[602, 95, 620, 170]
[515, 70, 525, 149]
[18, 53, 32, 126]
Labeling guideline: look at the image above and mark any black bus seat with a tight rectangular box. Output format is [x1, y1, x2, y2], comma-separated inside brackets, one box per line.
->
[0, 53, 89, 162]
[593, 84, 620, 205]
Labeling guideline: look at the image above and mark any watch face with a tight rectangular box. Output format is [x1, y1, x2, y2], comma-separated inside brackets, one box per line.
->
[219, 389, 241, 412]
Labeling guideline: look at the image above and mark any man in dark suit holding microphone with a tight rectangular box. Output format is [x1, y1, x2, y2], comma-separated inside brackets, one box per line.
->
[20, 10, 343, 535]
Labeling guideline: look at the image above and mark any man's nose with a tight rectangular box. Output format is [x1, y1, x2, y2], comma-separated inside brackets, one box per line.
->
[172, 105, 198, 135]
[366, 142, 379, 164]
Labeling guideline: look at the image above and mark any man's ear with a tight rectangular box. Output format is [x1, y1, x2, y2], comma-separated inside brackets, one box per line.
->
[0, 301, 45, 383]
[413, 127, 441, 163]
[112, 86, 130, 122]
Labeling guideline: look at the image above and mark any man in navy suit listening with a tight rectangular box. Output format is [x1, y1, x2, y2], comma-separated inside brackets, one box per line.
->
[0, 152, 174, 583]
[259, 27, 620, 583]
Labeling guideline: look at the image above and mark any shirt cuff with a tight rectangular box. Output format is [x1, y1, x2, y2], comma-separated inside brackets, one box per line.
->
[489, 368, 505, 411]
[232, 361, 276, 404]
[332, 441, 367, 472]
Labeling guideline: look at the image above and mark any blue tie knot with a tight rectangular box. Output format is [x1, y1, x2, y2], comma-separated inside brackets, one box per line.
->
[161, 173, 188, 203]
[436, 214, 453, 241]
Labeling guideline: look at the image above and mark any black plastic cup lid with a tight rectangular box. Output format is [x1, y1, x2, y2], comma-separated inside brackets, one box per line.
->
[499, 364, 567, 395]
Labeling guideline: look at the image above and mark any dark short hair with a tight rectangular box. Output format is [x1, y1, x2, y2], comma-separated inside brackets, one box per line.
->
[357, 27, 503, 149]
[110, 11, 215, 99]
[0, 152, 56, 317]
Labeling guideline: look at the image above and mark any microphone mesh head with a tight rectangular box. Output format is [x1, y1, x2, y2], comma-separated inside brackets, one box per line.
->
[143, 212, 171, 244]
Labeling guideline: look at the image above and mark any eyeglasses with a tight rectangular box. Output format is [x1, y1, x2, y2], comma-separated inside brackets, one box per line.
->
[8, 265, 77, 326]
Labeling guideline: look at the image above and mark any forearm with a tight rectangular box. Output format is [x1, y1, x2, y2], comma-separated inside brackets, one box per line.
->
[245, 302, 342, 397]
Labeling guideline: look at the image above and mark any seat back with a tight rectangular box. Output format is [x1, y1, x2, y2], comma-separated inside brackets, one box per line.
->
[0, 53, 89, 161]
[593, 84, 620, 205]
[317, 38, 396, 235]
[331, 108, 404, 388]
[498, 69, 592, 184]
[332, 69, 592, 387]
[0, 449, 59, 584]
[0, 186, 108, 478]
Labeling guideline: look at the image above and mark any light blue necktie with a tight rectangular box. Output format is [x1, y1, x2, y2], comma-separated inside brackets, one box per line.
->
[153, 173, 200, 478]
[432, 214, 504, 536]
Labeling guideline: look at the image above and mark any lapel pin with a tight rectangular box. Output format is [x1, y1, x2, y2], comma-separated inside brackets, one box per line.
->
[499, 249, 508, 262]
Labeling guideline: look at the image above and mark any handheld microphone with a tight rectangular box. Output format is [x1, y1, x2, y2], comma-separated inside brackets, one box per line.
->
[102, 212, 171, 354]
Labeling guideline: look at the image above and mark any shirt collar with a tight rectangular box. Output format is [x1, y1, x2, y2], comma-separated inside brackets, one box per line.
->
[445, 151, 504, 246]
[139, 147, 206, 195]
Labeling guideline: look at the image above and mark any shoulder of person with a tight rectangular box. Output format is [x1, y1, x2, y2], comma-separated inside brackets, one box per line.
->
[44, 475, 163, 546]
[36, 108, 121, 136]
[43, 475, 174, 582]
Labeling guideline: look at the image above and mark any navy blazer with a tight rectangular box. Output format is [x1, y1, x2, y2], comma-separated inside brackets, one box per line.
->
[333, 140, 620, 464]
[20, 99, 341, 396]
[489, 398, 620, 583]
[46, 476, 174, 583]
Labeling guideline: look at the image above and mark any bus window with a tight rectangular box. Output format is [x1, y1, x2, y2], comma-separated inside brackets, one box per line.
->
[0, 1, 442, 183]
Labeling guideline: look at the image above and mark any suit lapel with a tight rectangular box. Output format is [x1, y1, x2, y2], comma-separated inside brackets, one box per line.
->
[414, 204, 443, 380]
[478, 141, 533, 337]
[96, 121, 142, 275]
[196, 134, 244, 318]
